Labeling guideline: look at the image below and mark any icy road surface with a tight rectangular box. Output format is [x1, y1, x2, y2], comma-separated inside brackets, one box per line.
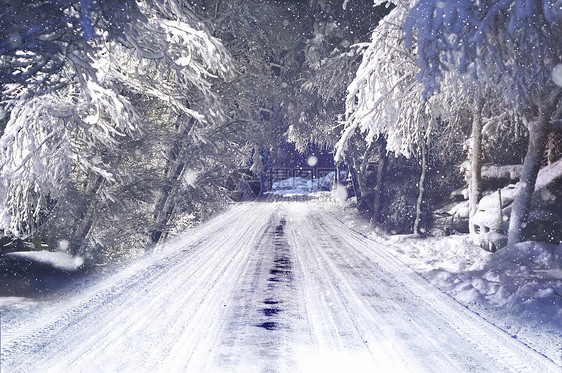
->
[1, 202, 559, 372]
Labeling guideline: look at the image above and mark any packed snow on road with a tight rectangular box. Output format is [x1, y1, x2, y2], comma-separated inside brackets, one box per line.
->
[1, 197, 560, 372]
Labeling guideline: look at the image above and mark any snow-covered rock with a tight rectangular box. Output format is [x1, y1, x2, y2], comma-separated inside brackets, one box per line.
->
[472, 159, 562, 249]
[472, 184, 517, 235]
[535, 157, 562, 191]
[481, 164, 522, 181]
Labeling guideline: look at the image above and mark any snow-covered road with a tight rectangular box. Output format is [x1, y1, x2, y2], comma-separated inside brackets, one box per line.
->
[1, 202, 559, 372]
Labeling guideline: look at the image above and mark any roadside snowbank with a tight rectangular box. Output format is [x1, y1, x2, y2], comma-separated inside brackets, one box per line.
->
[0, 297, 37, 310]
[5, 251, 84, 271]
[379, 236, 561, 365]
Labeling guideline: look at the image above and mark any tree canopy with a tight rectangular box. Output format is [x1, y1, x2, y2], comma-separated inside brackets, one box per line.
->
[1, 0, 560, 261]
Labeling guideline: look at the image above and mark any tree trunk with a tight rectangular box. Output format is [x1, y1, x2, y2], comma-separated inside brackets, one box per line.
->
[507, 113, 549, 245]
[497, 188, 504, 233]
[33, 233, 42, 250]
[151, 117, 195, 244]
[347, 159, 361, 201]
[413, 138, 427, 235]
[352, 157, 371, 210]
[371, 139, 387, 226]
[70, 175, 104, 256]
[468, 101, 483, 235]
[151, 160, 186, 244]
[546, 131, 555, 165]
[508, 89, 560, 246]
[357, 143, 376, 212]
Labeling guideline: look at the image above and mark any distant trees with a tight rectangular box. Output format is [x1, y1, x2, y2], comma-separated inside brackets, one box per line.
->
[196, 0, 308, 172]
[282, 1, 393, 226]
[286, 0, 387, 154]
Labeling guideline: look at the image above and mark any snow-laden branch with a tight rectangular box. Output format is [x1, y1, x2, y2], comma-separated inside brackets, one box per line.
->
[336, 1, 446, 161]
[0, 0, 235, 238]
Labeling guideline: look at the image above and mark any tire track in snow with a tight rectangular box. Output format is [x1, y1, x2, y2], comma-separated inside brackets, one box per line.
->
[1, 203, 253, 356]
[1, 204, 272, 372]
[306, 204, 559, 372]
[1, 201, 559, 372]
[199, 209, 305, 372]
[287, 204, 454, 372]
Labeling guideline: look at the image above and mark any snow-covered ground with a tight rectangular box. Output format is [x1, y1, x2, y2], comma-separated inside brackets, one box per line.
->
[1, 198, 559, 372]
[322, 195, 562, 367]
[267, 171, 336, 194]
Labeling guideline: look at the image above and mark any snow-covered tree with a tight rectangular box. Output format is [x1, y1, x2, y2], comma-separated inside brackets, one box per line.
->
[287, 1, 388, 154]
[0, 0, 144, 94]
[188, 0, 304, 172]
[336, 0, 513, 235]
[0, 76, 138, 237]
[336, 1, 459, 233]
[404, 0, 562, 245]
[0, 0, 233, 255]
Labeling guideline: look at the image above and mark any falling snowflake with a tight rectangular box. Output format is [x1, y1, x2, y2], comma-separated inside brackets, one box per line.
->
[307, 155, 318, 167]
[332, 184, 348, 201]
[59, 239, 70, 251]
[183, 169, 200, 187]
[552, 64, 562, 87]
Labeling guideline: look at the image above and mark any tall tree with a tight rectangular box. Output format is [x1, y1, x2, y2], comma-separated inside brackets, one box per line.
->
[405, 0, 562, 245]
[336, 1, 450, 233]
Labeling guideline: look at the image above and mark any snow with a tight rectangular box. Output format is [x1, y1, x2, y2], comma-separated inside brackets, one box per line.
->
[472, 185, 518, 232]
[1, 200, 559, 372]
[471, 159, 562, 236]
[0, 297, 37, 310]
[311, 194, 561, 366]
[553, 64, 562, 87]
[306, 155, 318, 167]
[448, 200, 469, 218]
[5, 250, 85, 271]
[182, 168, 199, 187]
[364, 228, 562, 366]
[58, 239, 70, 251]
[331, 183, 349, 201]
[535, 157, 562, 191]
[268, 171, 335, 193]
[481, 164, 522, 180]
